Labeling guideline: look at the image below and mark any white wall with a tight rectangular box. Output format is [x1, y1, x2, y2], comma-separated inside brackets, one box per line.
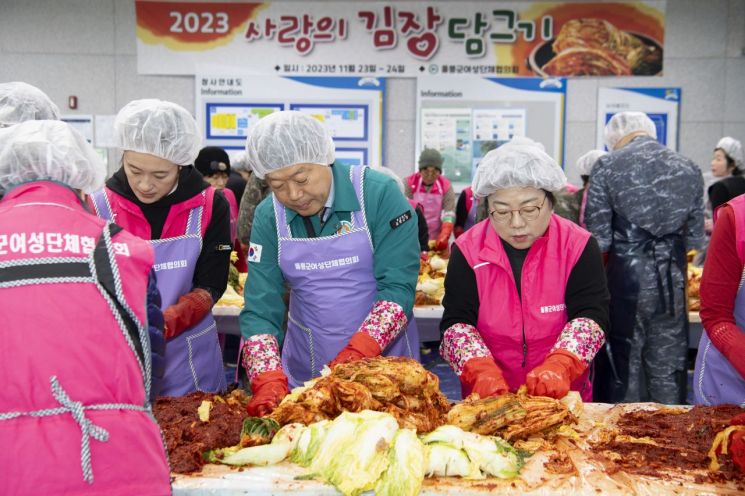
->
[0, 0, 743, 184]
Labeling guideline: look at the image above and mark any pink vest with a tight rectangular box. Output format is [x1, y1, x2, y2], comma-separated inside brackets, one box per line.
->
[456, 215, 592, 398]
[407, 173, 451, 240]
[222, 187, 239, 242]
[88, 186, 215, 240]
[0, 182, 170, 495]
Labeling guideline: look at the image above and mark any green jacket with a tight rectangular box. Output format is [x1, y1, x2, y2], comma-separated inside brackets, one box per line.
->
[239, 164, 419, 344]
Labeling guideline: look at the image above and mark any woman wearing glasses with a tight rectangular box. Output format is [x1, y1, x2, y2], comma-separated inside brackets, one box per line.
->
[439, 137, 609, 401]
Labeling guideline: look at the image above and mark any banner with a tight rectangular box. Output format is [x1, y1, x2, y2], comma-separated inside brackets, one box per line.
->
[136, 1, 665, 77]
[417, 77, 566, 190]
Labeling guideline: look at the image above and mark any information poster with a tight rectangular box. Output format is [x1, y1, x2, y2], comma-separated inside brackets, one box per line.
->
[196, 75, 384, 166]
[596, 87, 680, 151]
[417, 77, 565, 190]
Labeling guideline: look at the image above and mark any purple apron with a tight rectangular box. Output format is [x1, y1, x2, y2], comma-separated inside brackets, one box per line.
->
[694, 288, 745, 406]
[464, 191, 479, 231]
[276, 166, 419, 388]
[694, 194, 745, 406]
[91, 190, 226, 396]
[412, 175, 445, 240]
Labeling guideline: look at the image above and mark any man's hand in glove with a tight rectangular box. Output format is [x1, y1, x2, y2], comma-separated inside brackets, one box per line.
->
[328, 332, 381, 369]
[163, 288, 213, 340]
[526, 349, 586, 399]
[460, 356, 509, 399]
[246, 369, 289, 417]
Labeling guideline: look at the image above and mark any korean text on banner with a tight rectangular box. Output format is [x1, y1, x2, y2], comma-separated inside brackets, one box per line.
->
[135, 1, 666, 78]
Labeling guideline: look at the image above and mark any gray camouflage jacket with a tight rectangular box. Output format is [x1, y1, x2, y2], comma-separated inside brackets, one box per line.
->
[585, 135, 705, 252]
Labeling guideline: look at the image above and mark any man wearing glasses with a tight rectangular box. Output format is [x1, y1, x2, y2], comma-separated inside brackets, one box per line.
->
[439, 137, 609, 401]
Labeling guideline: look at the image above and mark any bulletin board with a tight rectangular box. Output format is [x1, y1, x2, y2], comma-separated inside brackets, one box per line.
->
[195, 75, 385, 167]
[416, 76, 566, 191]
[596, 87, 681, 151]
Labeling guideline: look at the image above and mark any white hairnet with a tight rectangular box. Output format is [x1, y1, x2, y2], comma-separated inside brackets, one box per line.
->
[604, 111, 657, 150]
[716, 136, 744, 170]
[0, 82, 60, 127]
[231, 151, 251, 172]
[576, 150, 607, 176]
[369, 166, 404, 194]
[472, 137, 567, 199]
[245, 111, 334, 179]
[0, 120, 105, 194]
[115, 99, 200, 165]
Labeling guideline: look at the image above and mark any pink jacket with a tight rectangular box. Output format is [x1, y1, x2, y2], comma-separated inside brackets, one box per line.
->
[0, 182, 170, 495]
[406, 172, 451, 196]
[456, 215, 592, 396]
[89, 186, 215, 240]
[222, 187, 239, 242]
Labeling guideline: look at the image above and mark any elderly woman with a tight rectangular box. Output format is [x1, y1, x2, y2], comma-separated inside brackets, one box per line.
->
[709, 137, 745, 215]
[89, 99, 231, 396]
[239, 111, 420, 416]
[0, 120, 170, 494]
[439, 137, 609, 400]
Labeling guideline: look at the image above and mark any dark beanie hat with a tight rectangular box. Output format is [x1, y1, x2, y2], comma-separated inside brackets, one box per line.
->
[418, 148, 444, 171]
[195, 146, 230, 177]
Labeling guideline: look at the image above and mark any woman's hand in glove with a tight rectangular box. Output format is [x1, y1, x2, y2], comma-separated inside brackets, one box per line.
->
[460, 356, 510, 399]
[526, 349, 586, 399]
[163, 288, 213, 340]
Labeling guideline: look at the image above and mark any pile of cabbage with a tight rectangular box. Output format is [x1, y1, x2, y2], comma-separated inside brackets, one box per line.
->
[206, 410, 527, 496]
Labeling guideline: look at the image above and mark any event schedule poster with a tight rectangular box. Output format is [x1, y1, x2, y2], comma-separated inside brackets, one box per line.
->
[196, 75, 384, 167]
[136, 1, 665, 78]
[596, 87, 680, 151]
[417, 77, 566, 191]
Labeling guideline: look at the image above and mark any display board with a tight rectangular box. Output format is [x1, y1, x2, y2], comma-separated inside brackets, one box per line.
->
[416, 77, 566, 191]
[596, 87, 680, 151]
[136, 1, 666, 78]
[195, 75, 385, 166]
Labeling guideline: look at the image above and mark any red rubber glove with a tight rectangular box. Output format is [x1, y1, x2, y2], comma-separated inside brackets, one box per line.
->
[328, 332, 381, 369]
[730, 413, 745, 472]
[460, 356, 510, 399]
[526, 349, 587, 399]
[246, 369, 289, 417]
[163, 288, 213, 340]
[434, 221, 454, 252]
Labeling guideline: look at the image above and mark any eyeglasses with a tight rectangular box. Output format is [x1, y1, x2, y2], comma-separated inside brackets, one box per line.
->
[489, 195, 548, 224]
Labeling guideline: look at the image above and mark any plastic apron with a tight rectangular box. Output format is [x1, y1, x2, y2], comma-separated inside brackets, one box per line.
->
[695, 195, 745, 406]
[412, 175, 445, 240]
[593, 214, 688, 403]
[277, 166, 419, 388]
[91, 190, 226, 396]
